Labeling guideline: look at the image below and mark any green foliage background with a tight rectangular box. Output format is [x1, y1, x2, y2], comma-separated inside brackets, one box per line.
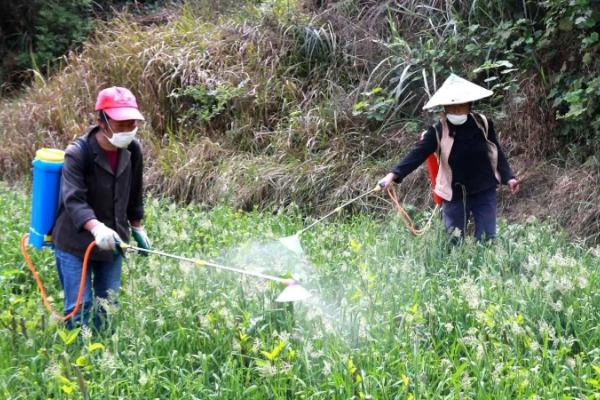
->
[0, 0, 174, 91]
[2, 3, 600, 396]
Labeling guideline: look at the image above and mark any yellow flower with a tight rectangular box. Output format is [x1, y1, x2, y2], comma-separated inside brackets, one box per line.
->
[88, 343, 105, 352]
[61, 385, 74, 394]
[261, 341, 286, 361]
[401, 374, 410, 387]
[409, 304, 419, 315]
[350, 238, 362, 252]
[287, 348, 296, 361]
[75, 356, 88, 367]
[347, 358, 357, 375]
[238, 331, 250, 344]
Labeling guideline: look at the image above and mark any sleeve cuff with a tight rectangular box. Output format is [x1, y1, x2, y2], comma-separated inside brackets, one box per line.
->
[127, 208, 144, 222]
[501, 175, 515, 185]
[389, 169, 399, 182]
[73, 210, 97, 231]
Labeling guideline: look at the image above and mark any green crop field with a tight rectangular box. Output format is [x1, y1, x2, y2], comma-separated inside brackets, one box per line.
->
[1, 182, 600, 399]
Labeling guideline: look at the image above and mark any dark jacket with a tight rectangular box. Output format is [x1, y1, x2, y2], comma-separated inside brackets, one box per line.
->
[53, 126, 144, 261]
[391, 114, 514, 200]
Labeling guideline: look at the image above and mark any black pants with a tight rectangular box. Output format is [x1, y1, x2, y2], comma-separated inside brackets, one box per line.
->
[442, 187, 497, 241]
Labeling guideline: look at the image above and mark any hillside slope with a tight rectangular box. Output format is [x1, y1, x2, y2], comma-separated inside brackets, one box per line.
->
[0, 1, 598, 241]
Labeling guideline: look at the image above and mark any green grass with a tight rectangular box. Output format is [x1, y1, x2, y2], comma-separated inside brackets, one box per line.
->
[1, 0, 599, 242]
[1, 181, 600, 399]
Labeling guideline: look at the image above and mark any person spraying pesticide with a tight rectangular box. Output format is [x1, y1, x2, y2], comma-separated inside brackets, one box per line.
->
[51, 86, 151, 329]
[21, 86, 311, 329]
[378, 74, 521, 242]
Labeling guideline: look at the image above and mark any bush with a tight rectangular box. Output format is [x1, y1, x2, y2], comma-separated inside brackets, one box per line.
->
[537, 0, 600, 159]
[30, 0, 93, 73]
[0, 0, 178, 92]
[0, 0, 92, 91]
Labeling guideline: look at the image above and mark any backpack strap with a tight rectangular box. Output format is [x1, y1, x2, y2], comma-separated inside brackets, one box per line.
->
[74, 136, 94, 175]
[434, 124, 441, 157]
[471, 112, 502, 184]
[422, 122, 443, 158]
[471, 112, 489, 139]
[127, 139, 141, 170]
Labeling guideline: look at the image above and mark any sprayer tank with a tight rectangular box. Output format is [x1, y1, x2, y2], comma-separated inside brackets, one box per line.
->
[29, 148, 65, 249]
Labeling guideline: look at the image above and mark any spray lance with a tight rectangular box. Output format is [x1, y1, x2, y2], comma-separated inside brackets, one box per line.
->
[118, 242, 311, 302]
[22, 237, 310, 324]
[278, 172, 441, 253]
[279, 184, 383, 254]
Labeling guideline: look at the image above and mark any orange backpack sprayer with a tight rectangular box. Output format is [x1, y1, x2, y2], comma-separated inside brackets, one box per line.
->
[20, 148, 97, 321]
[425, 153, 443, 206]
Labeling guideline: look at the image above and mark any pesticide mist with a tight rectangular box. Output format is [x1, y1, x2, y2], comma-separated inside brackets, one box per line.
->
[215, 239, 345, 333]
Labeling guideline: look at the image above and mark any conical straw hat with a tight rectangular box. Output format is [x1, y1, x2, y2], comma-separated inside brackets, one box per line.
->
[423, 74, 493, 110]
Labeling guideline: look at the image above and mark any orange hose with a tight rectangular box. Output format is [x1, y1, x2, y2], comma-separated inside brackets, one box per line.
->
[386, 187, 439, 236]
[20, 234, 96, 321]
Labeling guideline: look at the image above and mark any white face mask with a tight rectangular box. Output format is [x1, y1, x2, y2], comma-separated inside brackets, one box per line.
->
[104, 127, 137, 148]
[446, 113, 468, 125]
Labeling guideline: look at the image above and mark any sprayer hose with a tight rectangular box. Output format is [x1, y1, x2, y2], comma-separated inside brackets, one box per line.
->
[386, 187, 439, 236]
[20, 234, 95, 321]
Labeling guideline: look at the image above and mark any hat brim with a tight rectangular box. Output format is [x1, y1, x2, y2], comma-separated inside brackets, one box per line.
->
[422, 93, 492, 110]
[104, 107, 145, 121]
[422, 73, 493, 110]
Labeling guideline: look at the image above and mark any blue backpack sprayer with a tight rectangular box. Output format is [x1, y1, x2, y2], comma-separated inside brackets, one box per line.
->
[20, 148, 310, 322]
[28, 148, 65, 248]
[20, 148, 94, 321]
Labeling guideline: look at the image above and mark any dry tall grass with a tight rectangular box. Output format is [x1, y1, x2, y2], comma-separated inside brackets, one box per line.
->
[0, 4, 394, 209]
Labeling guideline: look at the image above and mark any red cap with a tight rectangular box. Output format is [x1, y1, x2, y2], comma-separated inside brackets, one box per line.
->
[95, 86, 145, 121]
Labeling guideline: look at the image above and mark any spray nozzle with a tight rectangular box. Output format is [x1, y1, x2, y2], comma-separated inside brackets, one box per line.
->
[114, 240, 127, 258]
[276, 281, 311, 302]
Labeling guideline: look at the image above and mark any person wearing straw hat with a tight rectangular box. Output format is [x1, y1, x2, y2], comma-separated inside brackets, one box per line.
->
[52, 86, 151, 329]
[378, 74, 520, 242]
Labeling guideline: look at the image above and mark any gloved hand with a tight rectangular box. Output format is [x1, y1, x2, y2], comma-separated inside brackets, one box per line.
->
[131, 225, 151, 256]
[91, 223, 121, 251]
[378, 172, 397, 190]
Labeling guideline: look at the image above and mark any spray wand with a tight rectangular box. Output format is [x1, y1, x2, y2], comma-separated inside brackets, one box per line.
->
[120, 243, 310, 302]
[279, 184, 382, 254]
